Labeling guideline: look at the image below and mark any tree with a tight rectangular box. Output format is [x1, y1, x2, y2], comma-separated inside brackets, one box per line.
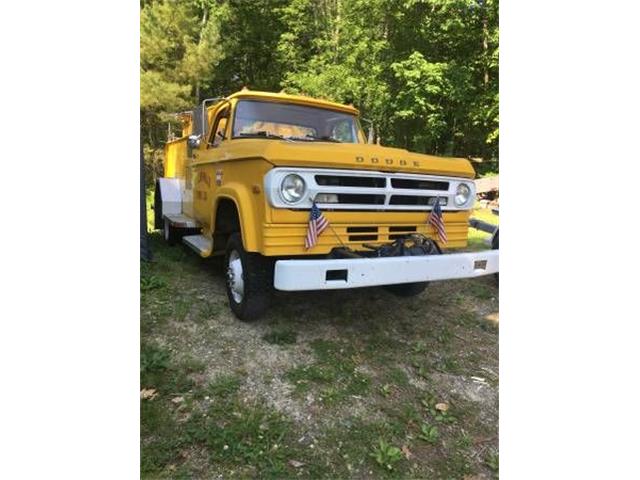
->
[140, 0, 222, 153]
[140, 0, 499, 175]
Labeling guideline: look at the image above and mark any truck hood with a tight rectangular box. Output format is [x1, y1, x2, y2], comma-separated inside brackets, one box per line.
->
[228, 140, 475, 178]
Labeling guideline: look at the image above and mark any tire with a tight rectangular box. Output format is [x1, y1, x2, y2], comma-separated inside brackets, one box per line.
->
[384, 244, 438, 297]
[154, 185, 163, 230]
[384, 282, 428, 297]
[492, 229, 499, 285]
[224, 233, 273, 321]
[163, 219, 178, 246]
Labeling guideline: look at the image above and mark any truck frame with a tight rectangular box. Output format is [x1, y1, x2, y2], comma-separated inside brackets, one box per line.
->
[155, 89, 499, 320]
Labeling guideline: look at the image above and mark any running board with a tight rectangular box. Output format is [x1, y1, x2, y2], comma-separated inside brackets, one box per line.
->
[182, 235, 213, 257]
[164, 214, 200, 229]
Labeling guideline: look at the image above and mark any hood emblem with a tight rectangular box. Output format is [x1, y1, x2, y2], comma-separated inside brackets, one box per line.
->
[355, 156, 420, 167]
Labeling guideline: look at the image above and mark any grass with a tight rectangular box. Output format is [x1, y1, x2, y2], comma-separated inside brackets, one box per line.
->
[262, 327, 297, 345]
[286, 339, 372, 405]
[206, 374, 241, 398]
[385, 367, 410, 387]
[184, 400, 294, 478]
[139, 342, 300, 478]
[141, 203, 499, 478]
[197, 301, 224, 323]
[142, 381, 299, 478]
[140, 344, 170, 375]
[485, 450, 499, 475]
[316, 418, 410, 478]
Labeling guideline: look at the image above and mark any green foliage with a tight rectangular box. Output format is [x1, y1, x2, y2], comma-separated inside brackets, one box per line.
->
[211, 0, 288, 92]
[140, 344, 170, 375]
[379, 384, 392, 397]
[370, 438, 403, 471]
[140, 271, 166, 292]
[418, 423, 440, 443]
[485, 450, 499, 473]
[140, 71, 191, 113]
[141, 0, 223, 152]
[206, 374, 242, 398]
[141, 0, 499, 178]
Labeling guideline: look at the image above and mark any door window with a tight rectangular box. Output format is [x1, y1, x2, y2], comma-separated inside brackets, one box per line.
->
[208, 108, 229, 147]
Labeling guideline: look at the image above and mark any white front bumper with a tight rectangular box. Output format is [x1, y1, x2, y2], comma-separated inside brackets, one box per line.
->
[273, 249, 499, 291]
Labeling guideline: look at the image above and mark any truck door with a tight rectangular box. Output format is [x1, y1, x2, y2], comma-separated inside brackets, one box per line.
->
[192, 106, 230, 234]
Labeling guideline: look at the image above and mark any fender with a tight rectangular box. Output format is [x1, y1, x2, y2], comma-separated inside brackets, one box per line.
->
[212, 183, 260, 252]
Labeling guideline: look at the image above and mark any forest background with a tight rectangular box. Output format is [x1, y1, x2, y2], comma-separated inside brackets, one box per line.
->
[141, 0, 498, 178]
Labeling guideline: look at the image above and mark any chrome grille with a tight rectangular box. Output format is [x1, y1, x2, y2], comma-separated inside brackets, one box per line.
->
[265, 167, 475, 211]
[316, 175, 386, 188]
[389, 195, 448, 206]
[390, 178, 449, 190]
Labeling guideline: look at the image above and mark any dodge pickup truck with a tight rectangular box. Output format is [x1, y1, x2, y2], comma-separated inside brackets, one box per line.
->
[155, 88, 498, 320]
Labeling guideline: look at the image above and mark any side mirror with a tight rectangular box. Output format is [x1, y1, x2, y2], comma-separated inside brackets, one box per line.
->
[188, 134, 202, 149]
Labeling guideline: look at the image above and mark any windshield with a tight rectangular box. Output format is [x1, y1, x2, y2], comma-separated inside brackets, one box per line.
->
[232, 100, 362, 143]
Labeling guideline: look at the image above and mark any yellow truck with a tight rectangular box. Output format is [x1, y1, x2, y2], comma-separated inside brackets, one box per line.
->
[155, 89, 498, 320]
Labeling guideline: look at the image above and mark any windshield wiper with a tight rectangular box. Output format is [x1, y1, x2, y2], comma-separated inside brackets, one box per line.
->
[311, 135, 341, 143]
[288, 134, 341, 143]
[238, 131, 286, 140]
[239, 131, 340, 143]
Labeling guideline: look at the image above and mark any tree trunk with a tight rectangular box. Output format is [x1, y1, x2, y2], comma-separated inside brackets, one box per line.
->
[140, 133, 152, 261]
[483, 15, 489, 86]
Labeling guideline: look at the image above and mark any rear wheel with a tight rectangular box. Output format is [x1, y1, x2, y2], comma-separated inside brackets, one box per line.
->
[492, 230, 499, 285]
[224, 233, 273, 321]
[153, 184, 163, 230]
[163, 219, 178, 246]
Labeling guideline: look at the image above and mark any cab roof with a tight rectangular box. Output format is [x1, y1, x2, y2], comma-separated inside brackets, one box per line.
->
[225, 89, 360, 116]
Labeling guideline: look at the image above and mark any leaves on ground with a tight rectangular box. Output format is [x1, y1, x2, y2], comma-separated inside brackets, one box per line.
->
[140, 388, 157, 400]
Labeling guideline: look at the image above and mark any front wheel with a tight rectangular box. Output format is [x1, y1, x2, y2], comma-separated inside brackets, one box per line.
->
[383, 240, 438, 297]
[224, 233, 273, 321]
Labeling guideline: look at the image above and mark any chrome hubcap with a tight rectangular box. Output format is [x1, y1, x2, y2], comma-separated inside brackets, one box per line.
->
[227, 250, 244, 303]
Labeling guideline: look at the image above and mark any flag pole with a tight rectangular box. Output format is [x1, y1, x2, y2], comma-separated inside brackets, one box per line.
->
[328, 224, 348, 249]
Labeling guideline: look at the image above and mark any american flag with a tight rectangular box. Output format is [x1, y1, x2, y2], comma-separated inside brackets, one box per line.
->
[305, 201, 330, 249]
[428, 197, 447, 245]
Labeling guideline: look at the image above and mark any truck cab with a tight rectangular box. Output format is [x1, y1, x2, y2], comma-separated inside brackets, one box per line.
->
[155, 89, 498, 320]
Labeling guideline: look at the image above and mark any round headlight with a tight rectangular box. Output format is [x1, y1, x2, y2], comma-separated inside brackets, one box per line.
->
[454, 183, 472, 207]
[280, 174, 306, 203]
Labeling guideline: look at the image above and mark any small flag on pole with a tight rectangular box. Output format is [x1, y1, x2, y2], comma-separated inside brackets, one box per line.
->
[428, 197, 447, 245]
[305, 201, 330, 249]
